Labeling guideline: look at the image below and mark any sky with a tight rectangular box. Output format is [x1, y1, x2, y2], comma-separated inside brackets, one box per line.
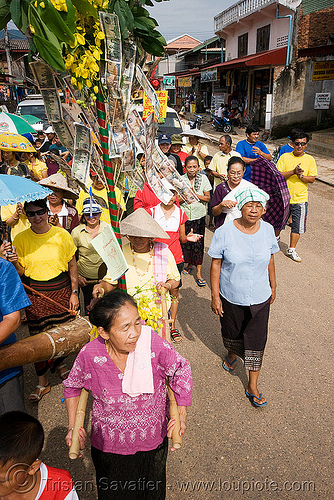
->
[148, 0, 236, 43]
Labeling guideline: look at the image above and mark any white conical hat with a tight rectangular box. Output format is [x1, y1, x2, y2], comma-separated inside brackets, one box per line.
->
[120, 208, 170, 239]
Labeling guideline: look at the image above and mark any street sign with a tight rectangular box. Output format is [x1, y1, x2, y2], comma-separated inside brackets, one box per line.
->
[312, 61, 334, 81]
[314, 93, 331, 110]
[163, 76, 175, 89]
[201, 68, 217, 82]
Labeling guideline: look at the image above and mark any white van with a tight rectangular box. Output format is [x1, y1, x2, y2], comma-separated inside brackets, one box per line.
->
[16, 95, 47, 122]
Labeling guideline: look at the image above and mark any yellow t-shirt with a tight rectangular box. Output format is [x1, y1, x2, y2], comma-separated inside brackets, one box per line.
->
[27, 159, 47, 180]
[76, 184, 126, 224]
[13, 226, 77, 281]
[103, 242, 180, 311]
[184, 142, 209, 170]
[277, 152, 318, 204]
[1, 204, 30, 240]
[71, 222, 107, 279]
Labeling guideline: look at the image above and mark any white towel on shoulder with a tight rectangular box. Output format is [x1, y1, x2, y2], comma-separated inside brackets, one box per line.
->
[122, 325, 154, 397]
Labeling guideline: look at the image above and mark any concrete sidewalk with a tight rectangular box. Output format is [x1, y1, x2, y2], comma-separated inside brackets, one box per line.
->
[198, 119, 334, 187]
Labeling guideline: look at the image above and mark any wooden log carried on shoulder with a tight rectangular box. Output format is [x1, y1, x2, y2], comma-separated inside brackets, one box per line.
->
[0, 317, 91, 373]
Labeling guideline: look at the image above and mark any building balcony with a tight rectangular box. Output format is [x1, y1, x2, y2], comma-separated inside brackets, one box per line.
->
[214, 0, 300, 32]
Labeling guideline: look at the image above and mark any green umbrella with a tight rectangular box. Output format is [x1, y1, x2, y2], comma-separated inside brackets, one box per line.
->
[19, 114, 43, 125]
[0, 111, 36, 135]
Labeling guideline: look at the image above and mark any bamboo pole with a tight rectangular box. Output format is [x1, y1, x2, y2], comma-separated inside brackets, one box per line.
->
[161, 294, 182, 450]
[69, 389, 89, 459]
[0, 317, 91, 372]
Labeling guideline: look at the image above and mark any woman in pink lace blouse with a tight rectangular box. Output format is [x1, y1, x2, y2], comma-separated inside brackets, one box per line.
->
[63, 290, 192, 500]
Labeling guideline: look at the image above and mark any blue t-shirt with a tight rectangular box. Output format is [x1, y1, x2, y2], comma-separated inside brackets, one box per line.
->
[208, 220, 279, 306]
[236, 140, 270, 181]
[0, 259, 31, 384]
[278, 143, 294, 158]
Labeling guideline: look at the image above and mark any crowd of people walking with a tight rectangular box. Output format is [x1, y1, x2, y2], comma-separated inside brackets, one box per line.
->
[0, 123, 318, 499]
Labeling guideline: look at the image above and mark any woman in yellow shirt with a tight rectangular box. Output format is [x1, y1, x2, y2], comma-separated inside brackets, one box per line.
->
[71, 199, 107, 313]
[76, 170, 125, 223]
[10, 198, 79, 402]
[20, 151, 48, 181]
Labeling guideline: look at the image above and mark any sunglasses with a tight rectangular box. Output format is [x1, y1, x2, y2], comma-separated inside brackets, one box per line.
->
[26, 208, 47, 218]
[294, 142, 307, 147]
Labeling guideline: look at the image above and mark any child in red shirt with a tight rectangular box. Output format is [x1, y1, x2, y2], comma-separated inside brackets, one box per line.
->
[147, 179, 202, 342]
[0, 411, 79, 500]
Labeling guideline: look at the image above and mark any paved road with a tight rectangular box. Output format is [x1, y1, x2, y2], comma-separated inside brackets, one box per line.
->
[19, 178, 333, 499]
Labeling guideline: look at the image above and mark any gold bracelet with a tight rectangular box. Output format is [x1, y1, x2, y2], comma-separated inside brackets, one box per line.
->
[179, 412, 187, 416]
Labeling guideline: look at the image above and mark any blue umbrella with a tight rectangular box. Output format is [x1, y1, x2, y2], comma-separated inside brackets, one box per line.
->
[0, 174, 52, 206]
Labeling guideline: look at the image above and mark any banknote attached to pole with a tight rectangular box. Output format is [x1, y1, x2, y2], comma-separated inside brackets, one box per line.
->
[91, 224, 128, 282]
[71, 123, 93, 185]
[145, 112, 173, 204]
[30, 60, 75, 153]
[99, 12, 122, 100]
[136, 65, 160, 118]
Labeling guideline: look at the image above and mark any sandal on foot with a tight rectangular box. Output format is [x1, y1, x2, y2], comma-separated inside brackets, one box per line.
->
[28, 384, 51, 403]
[222, 356, 237, 372]
[182, 269, 190, 274]
[170, 329, 182, 343]
[195, 278, 207, 287]
[57, 363, 70, 380]
[245, 390, 268, 407]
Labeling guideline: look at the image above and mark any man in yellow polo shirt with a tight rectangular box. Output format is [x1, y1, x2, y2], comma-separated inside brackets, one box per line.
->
[209, 135, 242, 189]
[277, 130, 317, 262]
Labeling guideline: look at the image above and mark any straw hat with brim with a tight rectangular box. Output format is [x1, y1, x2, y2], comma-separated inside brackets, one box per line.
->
[39, 173, 78, 200]
[171, 134, 184, 145]
[120, 208, 170, 239]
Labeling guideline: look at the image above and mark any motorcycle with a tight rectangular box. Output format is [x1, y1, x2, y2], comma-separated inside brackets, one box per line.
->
[189, 114, 202, 130]
[211, 113, 232, 133]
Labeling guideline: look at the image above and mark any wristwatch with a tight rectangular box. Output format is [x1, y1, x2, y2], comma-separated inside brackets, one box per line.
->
[71, 289, 78, 294]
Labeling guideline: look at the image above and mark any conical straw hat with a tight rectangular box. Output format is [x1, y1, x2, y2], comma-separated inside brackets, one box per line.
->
[120, 208, 170, 239]
[39, 173, 78, 200]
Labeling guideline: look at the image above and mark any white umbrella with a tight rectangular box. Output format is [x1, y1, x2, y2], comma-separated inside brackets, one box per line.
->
[181, 129, 210, 140]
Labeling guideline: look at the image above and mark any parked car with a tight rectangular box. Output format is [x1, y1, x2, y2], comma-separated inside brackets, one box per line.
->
[133, 104, 183, 137]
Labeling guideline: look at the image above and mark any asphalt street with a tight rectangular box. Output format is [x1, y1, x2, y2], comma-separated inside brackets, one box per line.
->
[17, 161, 333, 499]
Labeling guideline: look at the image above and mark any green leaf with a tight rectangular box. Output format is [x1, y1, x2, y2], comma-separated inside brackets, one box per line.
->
[0, 0, 11, 31]
[28, 3, 63, 49]
[63, 0, 76, 32]
[9, 0, 21, 28]
[38, 0, 75, 44]
[140, 37, 164, 56]
[20, 6, 29, 33]
[114, 0, 134, 35]
[33, 33, 65, 71]
[134, 16, 157, 29]
[71, 0, 97, 18]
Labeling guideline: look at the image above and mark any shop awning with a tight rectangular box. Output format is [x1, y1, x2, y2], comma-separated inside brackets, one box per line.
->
[204, 47, 287, 70]
[164, 47, 287, 80]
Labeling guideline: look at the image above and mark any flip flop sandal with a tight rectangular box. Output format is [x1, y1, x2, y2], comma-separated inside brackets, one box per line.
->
[222, 356, 237, 372]
[182, 269, 190, 274]
[245, 390, 268, 407]
[170, 329, 182, 343]
[195, 278, 207, 287]
[57, 363, 70, 380]
[28, 384, 51, 403]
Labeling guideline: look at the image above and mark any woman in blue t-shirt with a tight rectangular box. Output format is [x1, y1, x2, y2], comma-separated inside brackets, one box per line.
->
[209, 186, 279, 408]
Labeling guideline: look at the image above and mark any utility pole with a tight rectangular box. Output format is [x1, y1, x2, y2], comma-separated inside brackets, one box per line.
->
[4, 24, 13, 81]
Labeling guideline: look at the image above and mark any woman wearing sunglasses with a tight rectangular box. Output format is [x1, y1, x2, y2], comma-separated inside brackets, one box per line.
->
[9, 198, 79, 402]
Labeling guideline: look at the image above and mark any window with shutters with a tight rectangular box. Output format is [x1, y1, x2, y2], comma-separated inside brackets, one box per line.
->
[256, 25, 270, 53]
[238, 33, 248, 58]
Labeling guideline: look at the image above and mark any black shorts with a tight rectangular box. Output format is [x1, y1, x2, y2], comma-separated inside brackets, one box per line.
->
[175, 262, 184, 289]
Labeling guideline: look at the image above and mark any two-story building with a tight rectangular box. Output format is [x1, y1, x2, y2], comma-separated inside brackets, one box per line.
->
[212, 0, 301, 127]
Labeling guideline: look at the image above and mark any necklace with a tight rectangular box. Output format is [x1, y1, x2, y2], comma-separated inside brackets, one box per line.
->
[131, 244, 153, 282]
